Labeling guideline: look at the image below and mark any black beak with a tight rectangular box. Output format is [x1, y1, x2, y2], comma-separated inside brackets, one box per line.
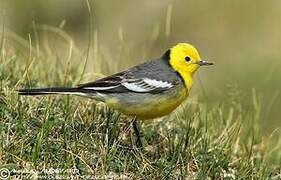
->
[198, 60, 214, 66]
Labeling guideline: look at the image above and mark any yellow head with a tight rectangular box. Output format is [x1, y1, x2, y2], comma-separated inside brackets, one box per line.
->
[165, 43, 213, 89]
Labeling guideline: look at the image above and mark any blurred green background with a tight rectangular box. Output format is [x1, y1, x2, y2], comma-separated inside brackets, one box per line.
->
[1, 0, 281, 132]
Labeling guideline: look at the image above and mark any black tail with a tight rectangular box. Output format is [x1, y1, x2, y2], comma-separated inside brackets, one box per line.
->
[18, 87, 84, 96]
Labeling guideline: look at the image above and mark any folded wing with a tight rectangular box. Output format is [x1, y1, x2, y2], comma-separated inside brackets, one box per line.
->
[78, 71, 175, 94]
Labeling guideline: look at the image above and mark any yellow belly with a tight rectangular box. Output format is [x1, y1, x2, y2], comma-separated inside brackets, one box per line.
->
[106, 87, 188, 120]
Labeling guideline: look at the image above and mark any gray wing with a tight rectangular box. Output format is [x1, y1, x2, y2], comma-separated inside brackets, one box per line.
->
[77, 59, 181, 94]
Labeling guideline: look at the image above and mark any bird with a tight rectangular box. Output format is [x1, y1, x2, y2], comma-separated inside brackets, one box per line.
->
[18, 43, 213, 147]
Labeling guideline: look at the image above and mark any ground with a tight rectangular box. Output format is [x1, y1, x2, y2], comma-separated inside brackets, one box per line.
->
[0, 49, 280, 179]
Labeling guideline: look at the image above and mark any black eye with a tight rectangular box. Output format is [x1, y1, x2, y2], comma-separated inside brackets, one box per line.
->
[185, 56, 191, 62]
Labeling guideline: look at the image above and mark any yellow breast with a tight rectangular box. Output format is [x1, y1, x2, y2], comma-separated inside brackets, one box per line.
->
[106, 87, 189, 120]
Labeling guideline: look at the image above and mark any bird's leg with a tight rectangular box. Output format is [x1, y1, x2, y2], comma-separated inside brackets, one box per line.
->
[132, 118, 143, 148]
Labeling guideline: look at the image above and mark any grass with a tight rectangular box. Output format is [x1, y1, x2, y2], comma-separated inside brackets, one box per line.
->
[0, 32, 281, 179]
